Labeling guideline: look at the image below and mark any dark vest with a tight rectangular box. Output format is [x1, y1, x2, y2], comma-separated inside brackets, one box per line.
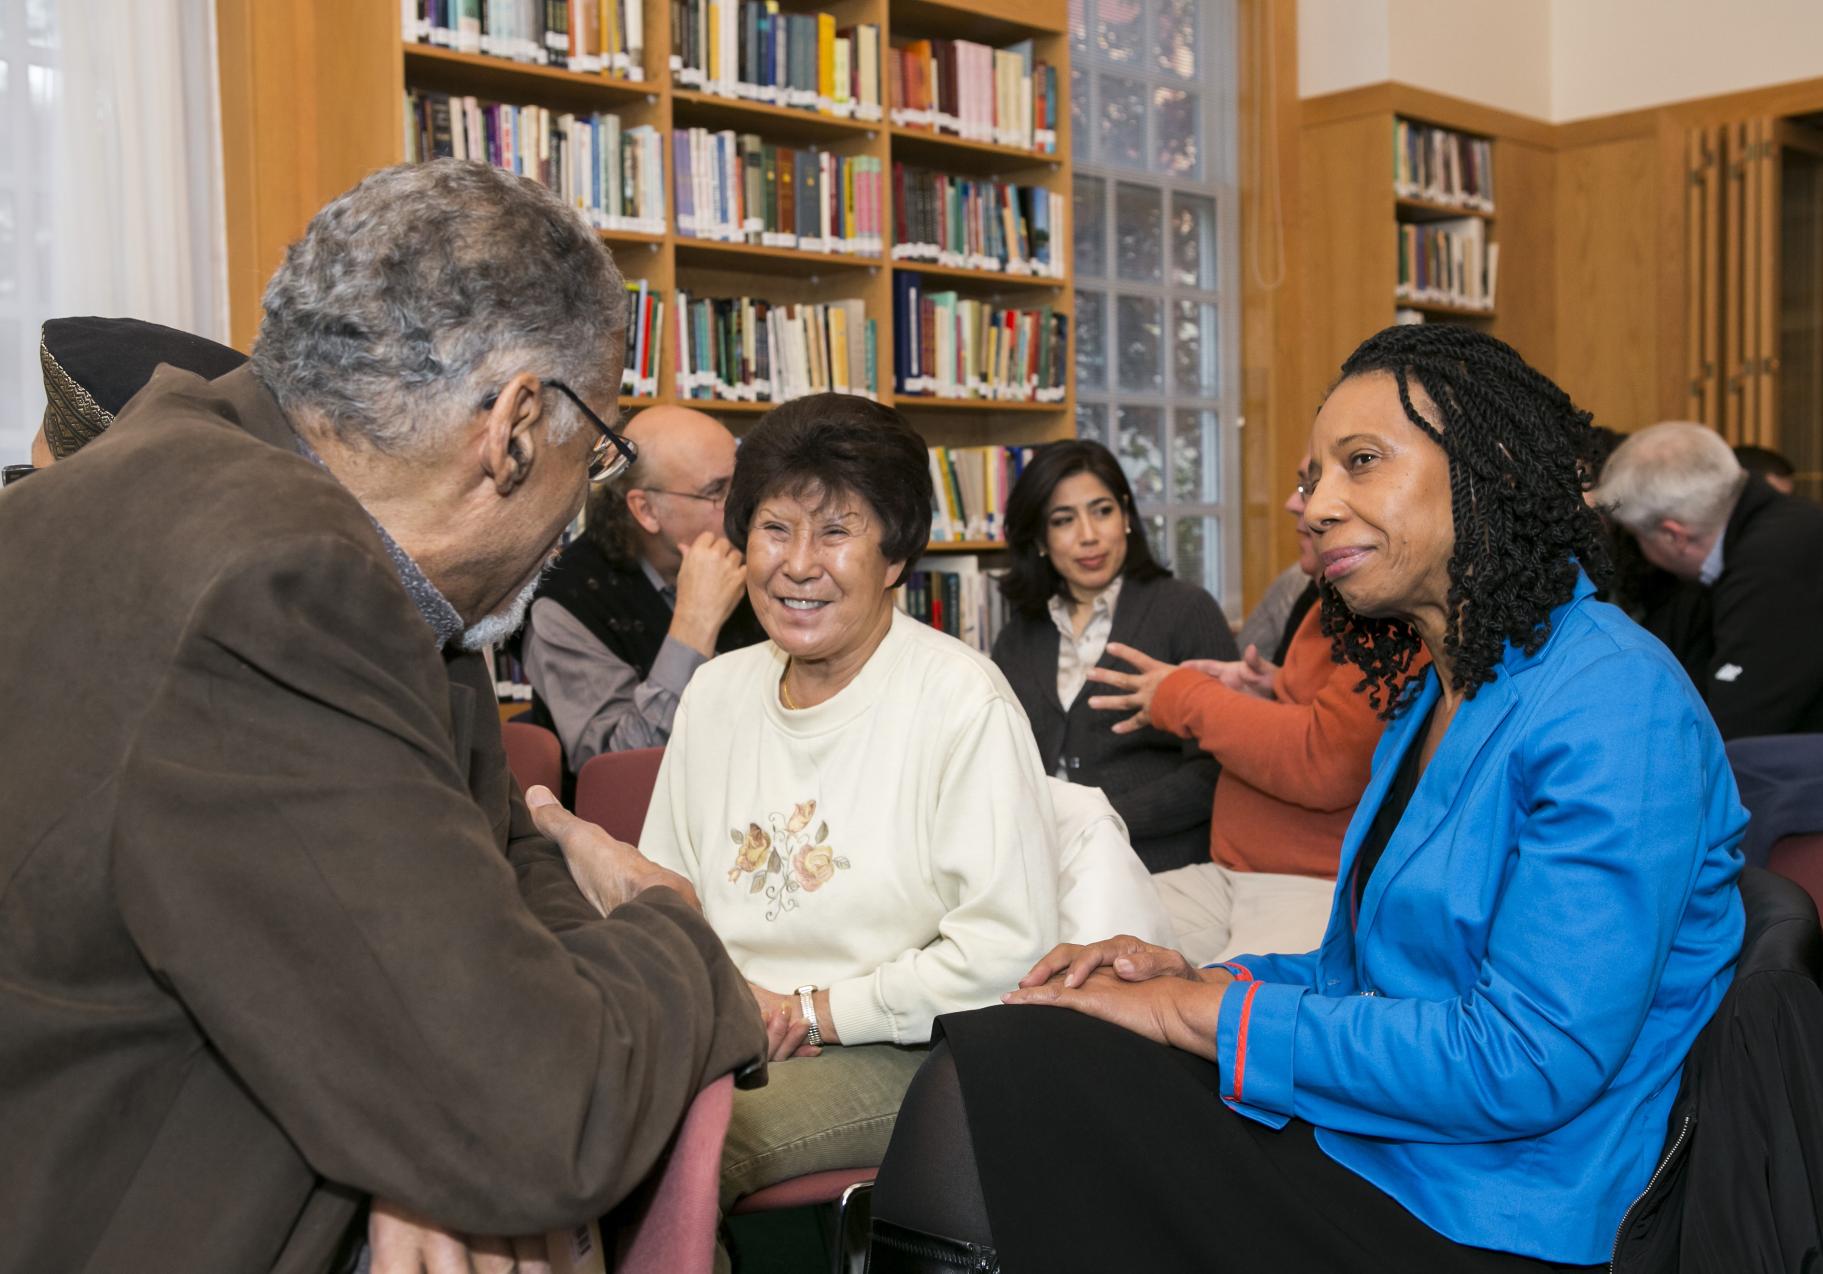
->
[526, 536, 766, 729]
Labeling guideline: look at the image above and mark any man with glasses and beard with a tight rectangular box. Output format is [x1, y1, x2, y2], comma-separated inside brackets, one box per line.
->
[0, 159, 763, 1273]
[523, 404, 767, 771]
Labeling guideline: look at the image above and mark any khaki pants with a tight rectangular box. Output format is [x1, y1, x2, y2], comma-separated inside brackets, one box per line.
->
[719, 1042, 929, 1213]
[1152, 862, 1337, 966]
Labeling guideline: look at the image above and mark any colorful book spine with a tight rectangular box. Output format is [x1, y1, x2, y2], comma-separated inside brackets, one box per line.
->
[403, 0, 638, 77]
[671, 3, 880, 120]
[889, 36, 1046, 153]
[671, 131, 881, 256]
[671, 295, 876, 403]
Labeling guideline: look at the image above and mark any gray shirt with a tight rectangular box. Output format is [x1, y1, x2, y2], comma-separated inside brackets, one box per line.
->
[521, 557, 709, 766]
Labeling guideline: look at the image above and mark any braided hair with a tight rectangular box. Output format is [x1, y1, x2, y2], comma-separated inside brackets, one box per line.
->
[1319, 325, 1612, 718]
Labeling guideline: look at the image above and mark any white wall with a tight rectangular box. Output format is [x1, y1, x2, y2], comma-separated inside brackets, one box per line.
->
[1301, 0, 1823, 122]
[1551, 0, 1823, 121]
[1299, 0, 1550, 118]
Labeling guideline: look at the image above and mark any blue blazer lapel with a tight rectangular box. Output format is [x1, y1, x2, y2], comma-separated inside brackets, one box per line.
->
[1355, 665, 1520, 942]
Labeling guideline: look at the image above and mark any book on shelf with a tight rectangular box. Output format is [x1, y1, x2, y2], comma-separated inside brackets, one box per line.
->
[893, 274, 1068, 404]
[672, 293, 877, 404]
[927, 444, 1037, 543]
[621, 279, 664, 398]
[896, 554, 1010, 655]
[670, 2, 882, 122]
[672, 130, 882, 256]
[403, 0, 644, 79]
[1393, 119, 1494, 212]
[890, 166, 1064, 278]
[405, 90, 665, 233]
[1395, 217, 1499, 313]
[888, 38, 1058, 155]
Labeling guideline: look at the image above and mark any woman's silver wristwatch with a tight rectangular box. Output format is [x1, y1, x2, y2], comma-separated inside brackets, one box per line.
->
[795, 983, 823, 1047]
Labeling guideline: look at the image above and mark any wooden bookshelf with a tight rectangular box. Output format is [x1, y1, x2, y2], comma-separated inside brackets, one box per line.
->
[1298, 85, 1555, 440]
[218, 0, 1074, 453]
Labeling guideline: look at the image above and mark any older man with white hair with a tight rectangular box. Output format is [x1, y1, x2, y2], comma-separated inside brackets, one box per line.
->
[0, 160, 764, 1273]
[1596, 420, 1823, 738]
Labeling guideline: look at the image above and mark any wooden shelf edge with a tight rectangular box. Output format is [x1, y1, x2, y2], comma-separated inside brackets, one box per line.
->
[671, 86, 881, 136]
[888, 124, 1060, 166]
[674, 238, 884, 269]
[894, 396, 1067, 412]
[1394, 195, 1495, 222]
[892, 260, 1067, 288]
[403, 44, 654, 97]
[1397, 299, 1498, 319]
[924, 540, 1007, 553]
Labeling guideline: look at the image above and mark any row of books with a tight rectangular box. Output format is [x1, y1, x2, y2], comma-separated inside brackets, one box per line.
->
[891, 167, 1064, 278]
[674, 294, 879, 404]
[622, 280, 663, 397]
[673, 131, 884, 255]
[894, 275, 1068, 404]
[898, 555, 1010, 655]
[928, 445, 1037, 544]
[404, 91, 666, 233]
[888, 39, 1059, 155]
[672, 2, 883, 122]
[1395, 218, 1499, 312]
[1393, 119, 1495, 212]
[404, 0, 645, 77]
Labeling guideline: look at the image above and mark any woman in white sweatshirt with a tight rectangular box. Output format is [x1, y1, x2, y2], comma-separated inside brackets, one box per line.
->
[638, 393, 1061, 1213]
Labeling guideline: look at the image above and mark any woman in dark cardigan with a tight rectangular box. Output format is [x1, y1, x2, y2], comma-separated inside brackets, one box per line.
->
[989, 440, 1237, 872]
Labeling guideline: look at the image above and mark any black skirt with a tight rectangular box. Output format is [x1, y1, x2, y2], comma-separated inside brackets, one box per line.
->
[938, 1004, 1603, 1274]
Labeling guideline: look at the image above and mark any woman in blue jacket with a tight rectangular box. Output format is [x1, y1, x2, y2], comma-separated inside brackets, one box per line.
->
[864, 324, 1746, 1273]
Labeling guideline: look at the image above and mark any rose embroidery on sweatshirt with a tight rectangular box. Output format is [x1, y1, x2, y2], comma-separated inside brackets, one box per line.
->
[727, 798, 851, 920]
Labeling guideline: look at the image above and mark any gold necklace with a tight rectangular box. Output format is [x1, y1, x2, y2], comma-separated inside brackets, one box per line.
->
[779, 659, 800, 710]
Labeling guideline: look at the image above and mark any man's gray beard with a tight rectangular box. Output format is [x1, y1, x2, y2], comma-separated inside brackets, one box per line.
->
[459, 573, 544, 652]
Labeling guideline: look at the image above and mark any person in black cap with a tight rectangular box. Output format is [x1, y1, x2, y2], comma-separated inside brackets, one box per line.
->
[17, 316, 248, 478]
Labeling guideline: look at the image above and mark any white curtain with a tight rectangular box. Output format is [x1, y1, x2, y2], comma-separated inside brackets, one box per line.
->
[1, 0, 227, 464]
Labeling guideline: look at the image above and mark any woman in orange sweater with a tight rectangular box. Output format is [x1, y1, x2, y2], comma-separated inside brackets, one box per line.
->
[1087, 463, 1415, 964]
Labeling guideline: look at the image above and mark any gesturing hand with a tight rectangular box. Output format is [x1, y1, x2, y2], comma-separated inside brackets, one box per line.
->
[1084, 641, 1181, 734]
[671, 531, 748, 656]
[368, 1199, 551, 1273]
[1181, 643, 1280, 701]
[525, 786, 701, 915]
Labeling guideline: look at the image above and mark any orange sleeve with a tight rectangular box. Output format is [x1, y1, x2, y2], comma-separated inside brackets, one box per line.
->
[1150, 627, 1389, 814]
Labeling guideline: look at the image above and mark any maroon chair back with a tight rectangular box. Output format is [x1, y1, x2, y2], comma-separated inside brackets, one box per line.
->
[501, 721, 562, 798]
[574, 747, 666, 844]
[615, 1074, 735, 1274]
[1767, 833, 1823, 918]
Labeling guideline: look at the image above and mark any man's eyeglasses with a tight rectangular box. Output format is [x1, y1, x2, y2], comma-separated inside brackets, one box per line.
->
[3, 464, 37, 488]
[484, 381, 638, 484]
[641, 484, 730, 508]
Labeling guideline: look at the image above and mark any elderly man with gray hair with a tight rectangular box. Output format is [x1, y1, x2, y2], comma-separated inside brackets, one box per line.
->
[1596, 420, 1823, 738]
[0, 160, 764, 1273]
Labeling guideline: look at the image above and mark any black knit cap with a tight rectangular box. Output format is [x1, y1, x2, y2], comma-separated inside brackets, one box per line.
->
[40, 317, 246, 460]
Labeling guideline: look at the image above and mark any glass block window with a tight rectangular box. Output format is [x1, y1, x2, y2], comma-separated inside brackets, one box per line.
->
[1070, 0, 1239, 610]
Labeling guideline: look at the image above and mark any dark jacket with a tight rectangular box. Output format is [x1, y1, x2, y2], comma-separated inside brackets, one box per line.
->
[0, 366, 765, 1274]
[991, 573, 1237, 872]
[1612, 867, 1823, 1273]
[1643, 477, 1823, 739]
[532, 536, 765, 684]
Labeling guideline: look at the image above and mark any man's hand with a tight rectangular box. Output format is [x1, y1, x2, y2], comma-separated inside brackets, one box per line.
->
[1181, 643, 1280, 701]
[1001, 966, 1230, 1062]
[368, 1200, 551, 1273]
[669, 531, 748, 657]
[525, 786, 700, 914]
[1084, 641, 1182, 734]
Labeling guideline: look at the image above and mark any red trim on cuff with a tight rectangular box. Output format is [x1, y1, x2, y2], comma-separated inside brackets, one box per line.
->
[1218, 962, 1255, 982]
[1227, 980, 1262, 1103]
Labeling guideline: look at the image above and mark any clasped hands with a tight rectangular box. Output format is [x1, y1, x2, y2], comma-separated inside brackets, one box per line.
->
[1086, 641, 1280, 733]
[1001, 935, 1232, 1063]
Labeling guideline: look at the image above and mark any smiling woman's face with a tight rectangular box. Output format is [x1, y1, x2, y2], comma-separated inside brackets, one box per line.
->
[745, 484, 901, 665]
[1304, 371, 1456, 625]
